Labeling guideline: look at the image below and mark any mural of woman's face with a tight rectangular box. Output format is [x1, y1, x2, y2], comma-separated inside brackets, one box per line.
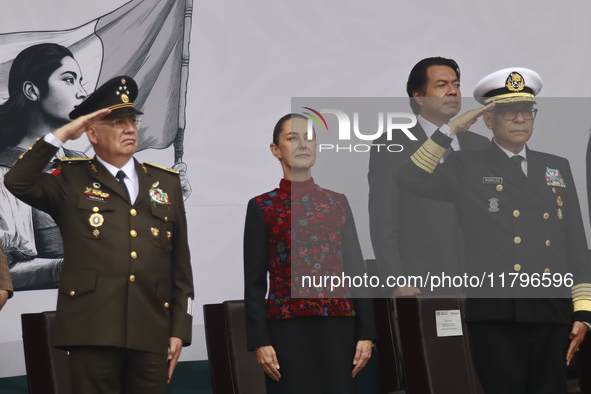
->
[38, 56, 87, 123]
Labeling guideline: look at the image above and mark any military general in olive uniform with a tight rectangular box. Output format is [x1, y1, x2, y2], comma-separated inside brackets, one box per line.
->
[399, 68, 591, 393]
[5, 76, 194, 394]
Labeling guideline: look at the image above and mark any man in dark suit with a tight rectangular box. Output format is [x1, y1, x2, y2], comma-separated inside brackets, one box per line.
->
[399, 67, 591, 393]
[5, 76, 194, 393]
[369, 57, 489, 296]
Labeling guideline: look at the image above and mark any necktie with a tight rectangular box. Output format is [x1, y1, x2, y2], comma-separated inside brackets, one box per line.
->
[511, 155, 526, 185]
[116, 170, 131, 202]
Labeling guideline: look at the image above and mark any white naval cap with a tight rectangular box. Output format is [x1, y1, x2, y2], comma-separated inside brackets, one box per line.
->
[473, 67, 543, 105]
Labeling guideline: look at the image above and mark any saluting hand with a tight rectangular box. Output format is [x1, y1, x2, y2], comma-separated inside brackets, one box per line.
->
[255, 345, 281, 381]
[52, 108, 111, 143]
[448, 103, 495, 135]
[352, 340, 372, 378]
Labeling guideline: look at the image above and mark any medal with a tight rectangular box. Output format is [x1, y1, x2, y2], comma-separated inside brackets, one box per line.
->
[151, 227, 159, 237]
[149, 184, 171, 205]
[89, 213, 104, 227]
[488, 198, 500, 213]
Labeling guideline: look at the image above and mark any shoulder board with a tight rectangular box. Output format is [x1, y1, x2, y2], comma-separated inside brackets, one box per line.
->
[56, 157, 92, 163]
[144, 162, 179, 175]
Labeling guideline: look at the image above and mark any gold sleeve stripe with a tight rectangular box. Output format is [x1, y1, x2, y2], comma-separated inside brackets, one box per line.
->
[573, 298, 591, 313]
[410, 138, 448, 174]
[411, 155, 437, 173]
[414, 151, 438, 171]
[572, 284, 591, 297]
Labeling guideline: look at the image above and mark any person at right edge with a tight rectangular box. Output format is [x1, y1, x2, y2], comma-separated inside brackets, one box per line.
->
[399, 67, 591, 393]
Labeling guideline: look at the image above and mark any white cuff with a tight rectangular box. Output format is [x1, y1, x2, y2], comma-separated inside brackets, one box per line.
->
[44, 133, 64, 148]
[439, 124, 456, 139]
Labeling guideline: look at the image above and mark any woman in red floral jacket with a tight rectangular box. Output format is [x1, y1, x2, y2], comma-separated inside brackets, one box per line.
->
[243, 113, 376, 393]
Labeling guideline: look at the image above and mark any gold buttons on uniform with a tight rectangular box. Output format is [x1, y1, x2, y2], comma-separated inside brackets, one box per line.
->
[164, 303, 170, 309]
[93, 207, 99, 212]
[164, 216, 168, 222]
[129, 275, 136, 282]
[543, 213, 549, 220]
[514, 264, 521, 272]
[513, 210, 520, 217]
[130, 230, 137, 237]
[514, 236, 521, 244]
[18, 155, 23, 160]
[545, 240, 551, 247]
[496, 185, 503, 192]
[131, 251, 137, 259]
[544, 268, 551, 273]
[27, 146, 32, 150]
[130, 209, 137, 216]
[70, 291, 75, 297]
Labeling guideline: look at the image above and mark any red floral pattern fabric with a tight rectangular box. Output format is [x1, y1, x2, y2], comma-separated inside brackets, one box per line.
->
[254, 178, 356, 321]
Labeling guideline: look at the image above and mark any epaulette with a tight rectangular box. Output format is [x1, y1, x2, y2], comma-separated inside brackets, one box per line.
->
[56, 157, 92, 163]
[144, 162, 179, 175]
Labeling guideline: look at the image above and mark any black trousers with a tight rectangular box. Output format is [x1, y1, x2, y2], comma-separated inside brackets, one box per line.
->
[68, 346, 168, 394]
[467, 321, 571, 394]
[265, 317, 358, 394]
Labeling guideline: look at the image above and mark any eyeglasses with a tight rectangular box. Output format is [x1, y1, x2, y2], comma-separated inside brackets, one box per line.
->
[491, 108, 538, 121]
[99, 117, 141, 129]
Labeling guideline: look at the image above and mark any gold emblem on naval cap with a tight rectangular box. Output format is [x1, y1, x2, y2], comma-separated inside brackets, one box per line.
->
[506, 72, 525, 92]
[121, 94, 129, 103]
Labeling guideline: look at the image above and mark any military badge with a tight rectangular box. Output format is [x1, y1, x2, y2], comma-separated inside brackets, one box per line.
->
[488, 198, 500, 212]
[545, 167, 566, 187]
[557, 208, 563, 219]
[89, 213, 104, 227]
[93, 182, 101, 188]
[151, 227, 159, 237]
[167, 231, 172, 240]
[557, 196, 563, 207]
[84, 187, 111, 202]
[506, 72, 525, 92]
[149, 185, 171, 205]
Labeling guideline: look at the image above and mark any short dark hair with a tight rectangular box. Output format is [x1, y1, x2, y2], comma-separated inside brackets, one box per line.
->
[272, 113, 308, 146]
[406, 57, 460, 115]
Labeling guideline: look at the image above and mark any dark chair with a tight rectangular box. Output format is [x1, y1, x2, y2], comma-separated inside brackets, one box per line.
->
[203, 300, 266, 394]
[366, 259, 406, 394]
[21, 311, 71, 394]
[395, 294, 484, 394]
